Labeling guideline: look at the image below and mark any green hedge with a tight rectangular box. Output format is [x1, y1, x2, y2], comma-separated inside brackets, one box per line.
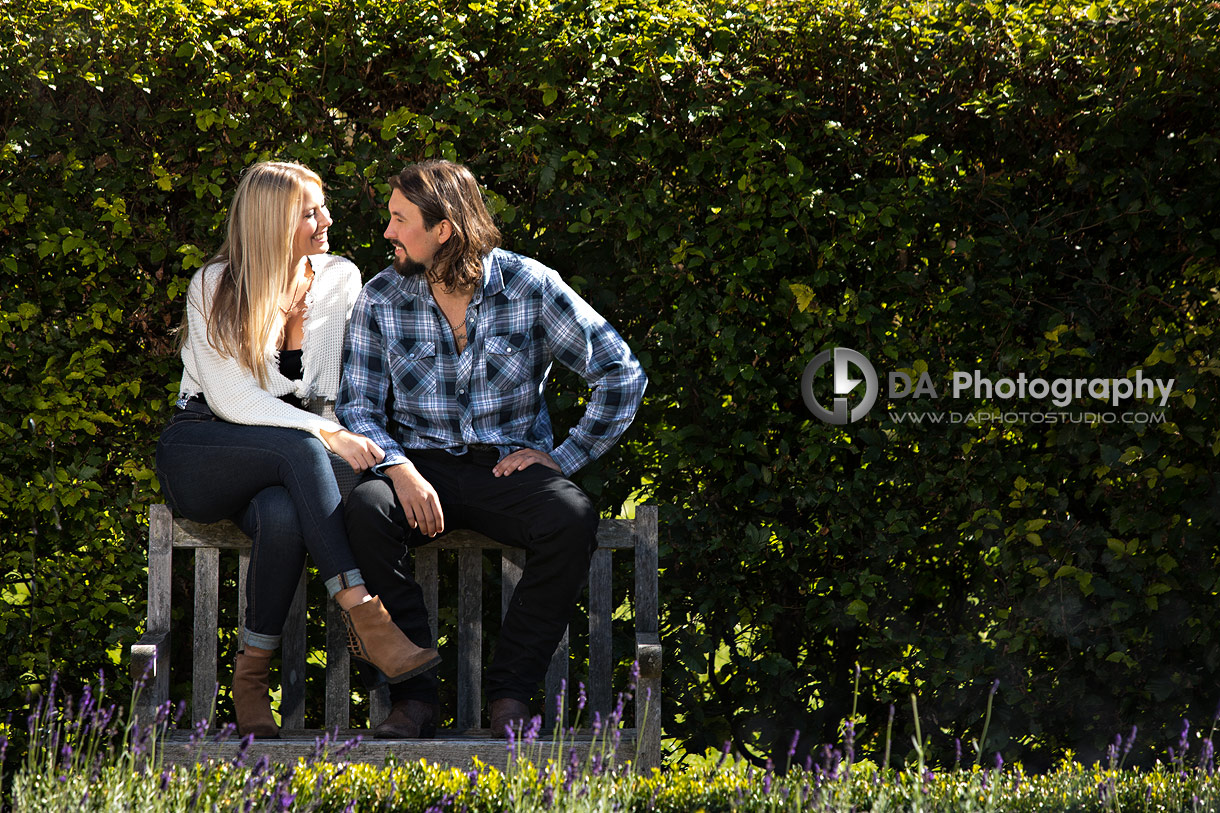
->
[2, 0, 1219, 774]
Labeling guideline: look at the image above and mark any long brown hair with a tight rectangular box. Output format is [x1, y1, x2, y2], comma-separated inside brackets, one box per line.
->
[389, 160, 501, 292]
[200, 161, 322, 386]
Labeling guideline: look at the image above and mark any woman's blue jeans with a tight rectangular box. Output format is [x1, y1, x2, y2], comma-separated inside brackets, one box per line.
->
[155, 405, 363, 650]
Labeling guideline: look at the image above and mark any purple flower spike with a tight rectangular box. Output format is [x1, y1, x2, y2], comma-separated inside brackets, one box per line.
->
[234, 733, 253, 766]
[577, 682, 587, 712]
[525, 714, 543, 744]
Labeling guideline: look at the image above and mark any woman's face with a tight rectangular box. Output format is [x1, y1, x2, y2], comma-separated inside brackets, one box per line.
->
[290, 183, 331, 267]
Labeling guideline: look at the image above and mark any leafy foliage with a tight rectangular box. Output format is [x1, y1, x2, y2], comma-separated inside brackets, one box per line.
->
[2, 0, 1219, 776]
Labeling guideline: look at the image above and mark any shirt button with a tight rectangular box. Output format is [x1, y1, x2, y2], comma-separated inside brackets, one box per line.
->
[458, 388, 466, 395]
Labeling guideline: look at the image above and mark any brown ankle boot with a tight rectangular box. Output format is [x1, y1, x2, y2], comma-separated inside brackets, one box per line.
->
[341, 596, 441, 684]
[489, 697, 530, 739]
[233, 651, 279, 739]
[372, 699, 440, 739]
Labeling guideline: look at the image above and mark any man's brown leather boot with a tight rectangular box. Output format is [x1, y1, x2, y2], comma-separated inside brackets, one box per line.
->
[372, 699, 440, 738]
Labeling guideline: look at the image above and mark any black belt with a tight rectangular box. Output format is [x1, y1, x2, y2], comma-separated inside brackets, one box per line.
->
[178, 394, 213, 414]
[408, 445, 503, 465]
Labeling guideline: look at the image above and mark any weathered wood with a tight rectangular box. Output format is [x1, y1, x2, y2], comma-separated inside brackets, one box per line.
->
[135, 503, 664, 770]
[236, 549, 249, 654]
[545, 626, 570, 730]
[156, 728, 639, 771]
[324, 599, 350, 730]
[131, 504, 174, 723]
[501, 549, 524, 619]
[173, 519, 253, 550]
[370, 685, 391, 728]
[281, 570, 308, 729]
[148, 504, 174, 631]
[192, 547, 219, 727]
[167, 519, 584, 552]
[416, 546, 439, 645]
[129, 632, 167, 726]
[636, 633, 663, 772]
[457, 548, 482, 731]
[634, 505, 659, 636]
[412, 522, 637, 551]
[634, 505, 661, 772]
[588, 547, 613, 719]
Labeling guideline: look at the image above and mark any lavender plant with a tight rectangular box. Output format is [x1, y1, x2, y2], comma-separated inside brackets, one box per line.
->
[10, 669, 1220, 812]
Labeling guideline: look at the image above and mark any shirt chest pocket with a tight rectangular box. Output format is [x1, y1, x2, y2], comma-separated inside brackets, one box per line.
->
[388, 339, 438, 397]
[484, 333, 531, 391]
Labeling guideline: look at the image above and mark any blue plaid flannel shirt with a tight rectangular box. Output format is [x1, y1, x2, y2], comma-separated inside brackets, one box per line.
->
[337, 248, 647, 476]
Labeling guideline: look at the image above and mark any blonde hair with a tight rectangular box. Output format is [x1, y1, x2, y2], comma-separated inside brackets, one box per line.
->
[203, 161, 323, 386]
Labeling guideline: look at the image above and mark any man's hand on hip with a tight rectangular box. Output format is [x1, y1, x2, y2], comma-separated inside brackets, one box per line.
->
[493, 448, 561, 477]
[386, 462, 445, 537]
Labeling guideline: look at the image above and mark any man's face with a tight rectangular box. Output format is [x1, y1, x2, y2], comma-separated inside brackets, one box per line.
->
[385, 190, 445, 276]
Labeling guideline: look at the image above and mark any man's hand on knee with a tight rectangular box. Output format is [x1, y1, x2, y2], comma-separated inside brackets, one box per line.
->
[493, 448, 561, 477]
[387, 462, 445, 536]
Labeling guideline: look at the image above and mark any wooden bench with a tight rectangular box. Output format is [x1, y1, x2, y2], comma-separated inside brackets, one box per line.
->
[129, 501, 661, 770]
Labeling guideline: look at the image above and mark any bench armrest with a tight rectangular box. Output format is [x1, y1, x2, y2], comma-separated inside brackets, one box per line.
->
[130, 630, 170, 725]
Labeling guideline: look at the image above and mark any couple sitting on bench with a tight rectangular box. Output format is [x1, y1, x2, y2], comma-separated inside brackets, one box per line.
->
[154, 158, 647, 739]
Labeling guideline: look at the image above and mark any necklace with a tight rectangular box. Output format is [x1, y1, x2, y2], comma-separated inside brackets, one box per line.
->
[280, 262, 314, 317]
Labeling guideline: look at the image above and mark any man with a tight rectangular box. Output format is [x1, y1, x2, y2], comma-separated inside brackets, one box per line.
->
[336, 159, 647, 738]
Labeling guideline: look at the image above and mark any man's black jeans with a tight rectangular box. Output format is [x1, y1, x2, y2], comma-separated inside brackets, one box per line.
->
[344, 447, 598, 709]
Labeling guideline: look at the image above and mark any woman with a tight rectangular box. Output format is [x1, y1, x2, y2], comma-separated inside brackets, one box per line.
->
[155, 161, 439, 738]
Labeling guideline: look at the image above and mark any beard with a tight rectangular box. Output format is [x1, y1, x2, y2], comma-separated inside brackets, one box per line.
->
[390, 242, 428, 277]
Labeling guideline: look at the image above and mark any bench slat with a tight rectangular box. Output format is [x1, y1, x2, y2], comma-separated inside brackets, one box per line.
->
[193, 547, 219, 727]
[634, 505, 661, 770]
[282, 571, 308, 729]
[324, 600, 350, 730]
[171, 519, 640, 551]
[417, 547, 440, 646]
[588, 547, 612, 719]
[545, 627, 569, 729]
[635, 506, 659, 636]
[457, 548, 482, 730]
[237, 549, 250, 655]
[501, 549, 523, 619]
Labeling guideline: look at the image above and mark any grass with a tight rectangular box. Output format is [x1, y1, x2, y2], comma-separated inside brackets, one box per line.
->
[6, 671, 1220, 812]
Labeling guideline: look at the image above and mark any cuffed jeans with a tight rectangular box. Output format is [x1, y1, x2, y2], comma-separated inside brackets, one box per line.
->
[344, 447, 597, 707]
[155, 406, 363, 650]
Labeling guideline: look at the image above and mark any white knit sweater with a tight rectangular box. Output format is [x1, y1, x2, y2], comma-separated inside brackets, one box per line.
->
[176, 254, 363, 444]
